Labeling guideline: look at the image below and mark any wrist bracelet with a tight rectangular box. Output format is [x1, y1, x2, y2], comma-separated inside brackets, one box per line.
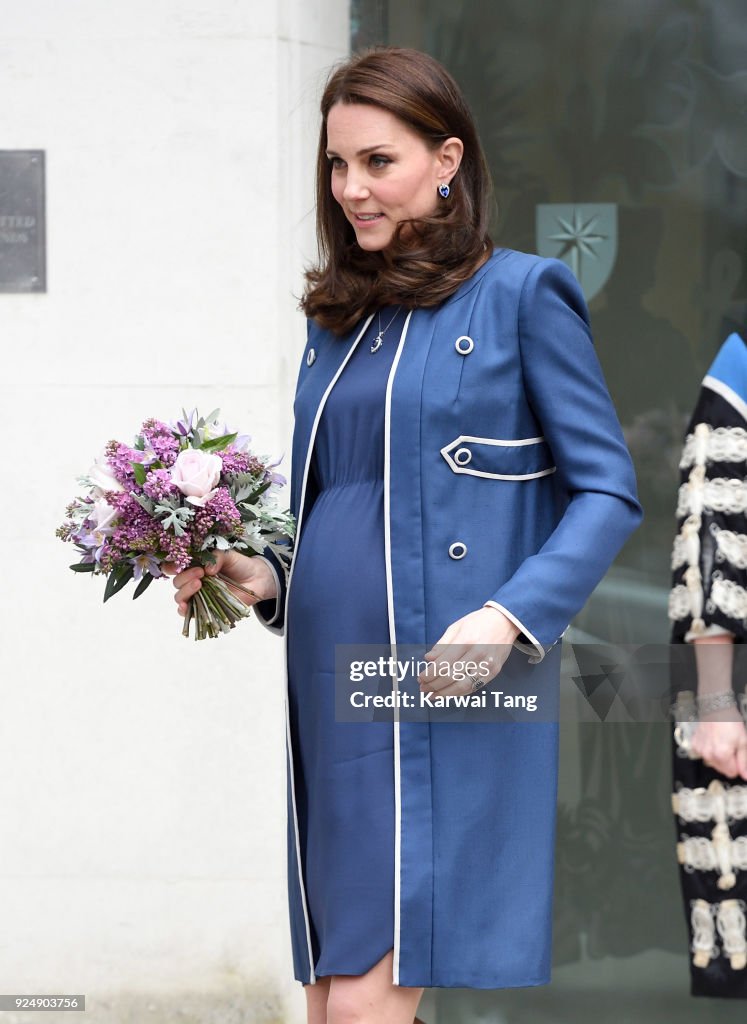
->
[695, 691, 737, 715]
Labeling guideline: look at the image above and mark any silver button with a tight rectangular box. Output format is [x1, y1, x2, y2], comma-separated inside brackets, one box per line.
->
[448, 541, 467, 559]
[455, 335, 474, 355]
[306, 348, 316, 366]
[454, 446, 472, 466]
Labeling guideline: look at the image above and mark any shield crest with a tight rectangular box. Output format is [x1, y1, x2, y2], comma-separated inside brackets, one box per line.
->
[536, 203, 618, 301]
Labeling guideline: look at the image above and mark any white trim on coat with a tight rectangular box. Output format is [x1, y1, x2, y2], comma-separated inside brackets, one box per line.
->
[383, 310, 414, 987]
[703, 375, 747, 423]
[483, 600, 546, 663]
[251, 555, 283, 631]
[440, 434, 557, 480]
[285, 313, 375, 985]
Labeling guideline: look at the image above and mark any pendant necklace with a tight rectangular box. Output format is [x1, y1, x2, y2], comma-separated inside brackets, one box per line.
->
[370, 306, 403, 353]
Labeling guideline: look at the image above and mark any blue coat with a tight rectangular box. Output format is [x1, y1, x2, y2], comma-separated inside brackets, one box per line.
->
[255, 248, 642, 988]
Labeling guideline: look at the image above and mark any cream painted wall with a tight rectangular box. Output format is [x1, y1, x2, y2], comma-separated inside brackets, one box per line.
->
[0, 2, 348, 1022]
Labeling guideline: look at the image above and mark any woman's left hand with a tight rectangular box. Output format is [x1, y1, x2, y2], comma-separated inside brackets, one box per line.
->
[417, 606, 521, 698]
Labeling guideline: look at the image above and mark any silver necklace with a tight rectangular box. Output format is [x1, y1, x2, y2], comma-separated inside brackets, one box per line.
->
[370, 306, 402, 353]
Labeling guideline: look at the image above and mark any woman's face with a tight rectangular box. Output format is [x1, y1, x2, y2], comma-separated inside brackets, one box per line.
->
[325, 101, 462, 252]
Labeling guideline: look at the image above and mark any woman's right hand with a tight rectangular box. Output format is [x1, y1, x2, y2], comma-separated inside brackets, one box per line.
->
[163, 551, 279, 618]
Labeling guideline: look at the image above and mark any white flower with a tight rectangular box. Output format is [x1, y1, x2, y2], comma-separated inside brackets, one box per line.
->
[88, 450, 125, 495]
[170, 448, 222, 507]
[90, 496, 119, 533]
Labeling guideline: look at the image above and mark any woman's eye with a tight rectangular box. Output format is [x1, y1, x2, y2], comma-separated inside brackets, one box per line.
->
[370, 155, 390, 168]
[329, 157, 345, 170]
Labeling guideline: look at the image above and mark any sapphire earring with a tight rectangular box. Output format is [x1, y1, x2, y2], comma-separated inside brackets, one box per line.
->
[438, 182, 450, 198]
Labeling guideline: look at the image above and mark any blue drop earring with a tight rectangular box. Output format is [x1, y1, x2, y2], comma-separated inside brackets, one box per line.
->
[438, 182, 450, 198]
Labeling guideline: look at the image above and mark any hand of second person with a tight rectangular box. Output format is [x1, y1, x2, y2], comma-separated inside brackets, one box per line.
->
[691, 711, 747, 780]
[417, 606, 521, 697]
[163, 550, 279, 618]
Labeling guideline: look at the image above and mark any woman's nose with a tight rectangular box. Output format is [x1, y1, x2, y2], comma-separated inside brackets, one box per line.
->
[342, 171, 370, 201]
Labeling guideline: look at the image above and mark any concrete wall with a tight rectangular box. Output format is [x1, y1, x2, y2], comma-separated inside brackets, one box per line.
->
[0, 3, 348, 1021]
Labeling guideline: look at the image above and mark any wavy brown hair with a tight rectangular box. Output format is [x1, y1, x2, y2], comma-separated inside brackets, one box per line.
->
[300, 47, 495, 335]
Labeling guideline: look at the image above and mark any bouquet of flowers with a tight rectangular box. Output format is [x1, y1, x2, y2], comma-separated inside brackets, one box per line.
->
[56, 408, 295, 640]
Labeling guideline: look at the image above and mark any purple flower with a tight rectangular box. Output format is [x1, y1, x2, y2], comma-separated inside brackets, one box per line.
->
[143, 468, 179, 502]
[170, 408, 197, 438]
[131, 553, 164, 581]
[104, 440, 146, 488]
[141, 419, 180, 466]
[264, 453, 287, 486]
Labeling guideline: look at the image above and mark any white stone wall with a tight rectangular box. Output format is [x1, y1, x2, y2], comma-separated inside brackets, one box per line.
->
[0, 3, 348, 1022]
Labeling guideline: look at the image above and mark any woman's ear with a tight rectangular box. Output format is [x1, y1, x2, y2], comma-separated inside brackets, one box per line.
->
[436, 136, 464, 187]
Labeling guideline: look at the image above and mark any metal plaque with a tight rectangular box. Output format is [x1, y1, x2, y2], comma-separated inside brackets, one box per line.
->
[0, 150, 46, 292]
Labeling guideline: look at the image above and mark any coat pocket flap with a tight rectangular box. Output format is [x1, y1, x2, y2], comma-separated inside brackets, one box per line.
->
[440, 435, 556, 480]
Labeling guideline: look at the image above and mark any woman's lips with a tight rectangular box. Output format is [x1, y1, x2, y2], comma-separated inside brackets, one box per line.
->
[352, 212, 385, 227]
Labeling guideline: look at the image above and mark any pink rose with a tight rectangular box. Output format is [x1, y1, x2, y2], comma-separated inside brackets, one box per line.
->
[170, 449, 222, 507]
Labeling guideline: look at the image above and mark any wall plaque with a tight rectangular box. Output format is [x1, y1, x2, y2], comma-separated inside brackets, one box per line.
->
[0, 150, 46, 292]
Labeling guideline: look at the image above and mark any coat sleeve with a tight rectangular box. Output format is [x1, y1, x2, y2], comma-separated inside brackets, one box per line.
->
[483, 257, 643, 662]
[252, 541, 291, 637]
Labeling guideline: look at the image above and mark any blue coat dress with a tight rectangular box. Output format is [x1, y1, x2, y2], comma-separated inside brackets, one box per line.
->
[254, 247, 643, 989]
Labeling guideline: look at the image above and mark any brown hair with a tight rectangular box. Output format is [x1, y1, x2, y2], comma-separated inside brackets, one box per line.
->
[300, 46, 495, 335]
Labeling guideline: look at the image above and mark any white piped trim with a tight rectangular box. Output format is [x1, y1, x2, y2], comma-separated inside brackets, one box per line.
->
[483, 600, 546, 663]
[284, 313, 375, 984]
[383, 310, 414, 987]
[250, 555, 283, 633]
[440, 434, 556, 480]
[704, 374, 747, 423]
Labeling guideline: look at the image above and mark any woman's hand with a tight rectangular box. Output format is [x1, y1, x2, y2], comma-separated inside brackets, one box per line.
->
[163, 551, 278, 618]
[691, 709, 747, 780]
[417, 606, 521, 697]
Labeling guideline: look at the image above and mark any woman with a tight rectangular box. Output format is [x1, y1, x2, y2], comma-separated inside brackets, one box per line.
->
[669, 330, 747, 997]
[169, 47, 642, 1024]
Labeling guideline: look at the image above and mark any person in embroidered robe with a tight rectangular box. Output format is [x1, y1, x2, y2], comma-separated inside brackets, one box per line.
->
[669, 330, 747, 997]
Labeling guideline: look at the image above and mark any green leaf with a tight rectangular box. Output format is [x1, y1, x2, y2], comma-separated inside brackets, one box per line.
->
[103, 564, 134, 603]
[200, 432, 237, 453]
[131, 461, 147, 486]
[132, 572, 155, 599]
[70, 562, 96, 573]
[133, 435, 146, 451]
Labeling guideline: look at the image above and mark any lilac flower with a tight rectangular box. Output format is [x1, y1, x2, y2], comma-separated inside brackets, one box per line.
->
[190, 487, 242, 548]
[143, 468, 179, 502]
[104, 440, 146, 488]
[141, 418, 180, 466]
[219, 448, 254, 476]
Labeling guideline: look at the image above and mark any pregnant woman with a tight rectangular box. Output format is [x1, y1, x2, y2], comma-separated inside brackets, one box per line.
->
[168, 46, 642, 1024]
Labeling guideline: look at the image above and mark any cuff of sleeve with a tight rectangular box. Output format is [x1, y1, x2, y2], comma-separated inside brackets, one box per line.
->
[685, 624, 736, 643]
[252, 555, 284, 634]
[483, 600, 548, 664]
